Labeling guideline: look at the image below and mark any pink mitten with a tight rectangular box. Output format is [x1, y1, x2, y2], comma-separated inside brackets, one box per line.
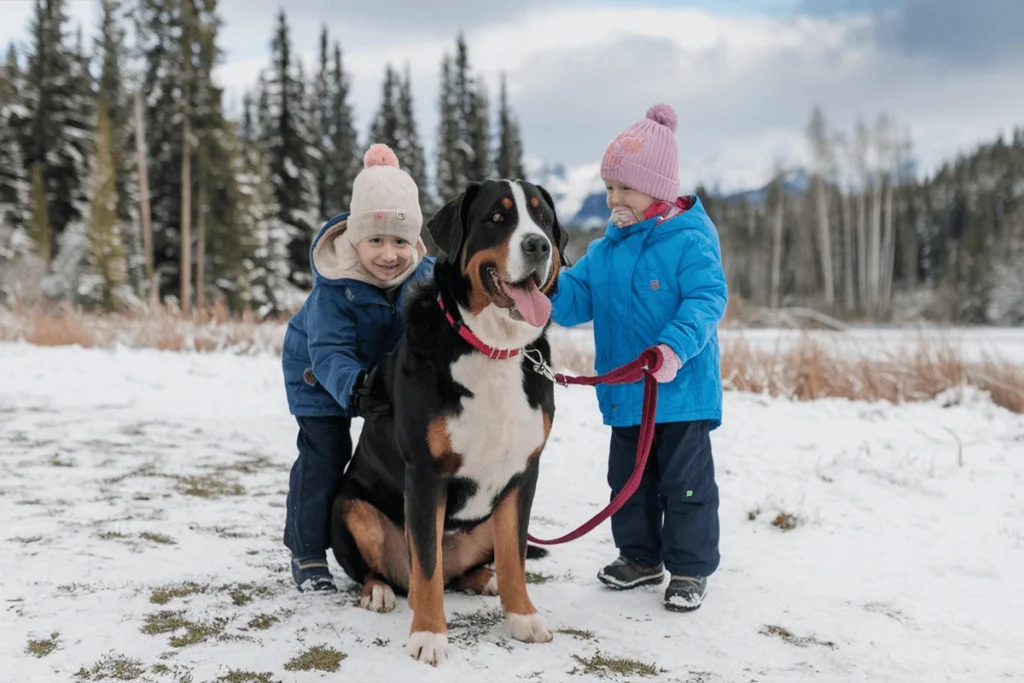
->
[652, 344, 681, 383]
[610, 206, 639, 228]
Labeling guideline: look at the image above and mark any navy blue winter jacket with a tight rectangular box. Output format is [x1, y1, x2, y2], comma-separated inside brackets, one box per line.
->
[281, 212, 434, 417]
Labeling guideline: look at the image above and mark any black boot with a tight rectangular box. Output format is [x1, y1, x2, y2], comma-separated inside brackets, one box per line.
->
[597, 555, 665, 590]
[291, 556, 338, 594]
[664, 575, 707, 612]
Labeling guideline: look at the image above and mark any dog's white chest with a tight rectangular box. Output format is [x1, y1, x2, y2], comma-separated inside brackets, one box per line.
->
[446, 353, 546, 521]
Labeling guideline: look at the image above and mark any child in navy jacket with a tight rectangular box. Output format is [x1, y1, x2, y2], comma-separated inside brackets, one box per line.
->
[280, 144, 433, 593]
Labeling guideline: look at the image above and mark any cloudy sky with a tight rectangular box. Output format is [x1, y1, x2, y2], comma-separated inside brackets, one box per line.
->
[2, 0, 1023, 193]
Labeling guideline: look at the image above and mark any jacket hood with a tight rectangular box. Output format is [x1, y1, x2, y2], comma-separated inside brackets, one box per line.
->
[310, 211, 427, 288]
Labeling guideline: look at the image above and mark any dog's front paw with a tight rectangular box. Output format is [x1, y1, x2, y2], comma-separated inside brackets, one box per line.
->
[359, 580, 396, 613]
[406, 631, 448, 666]
[506, 612, 553, 643]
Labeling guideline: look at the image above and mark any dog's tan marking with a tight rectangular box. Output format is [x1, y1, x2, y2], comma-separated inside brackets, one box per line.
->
[342, 499, 410, 590]
[529, 196, 540, 209]
[542, 247, 562, 295]
[501, 197, 513, 210]
[407, 494, 448, 635]
[527, 413, 552, 463]
[492, 487, 536, 616]
[464, 245, 510, 316]
[427, 417, 463, 475]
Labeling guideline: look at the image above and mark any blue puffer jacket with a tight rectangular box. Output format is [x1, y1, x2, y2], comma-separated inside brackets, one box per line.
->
[551, 196, 728, 429]
[282, 212, 434, 417]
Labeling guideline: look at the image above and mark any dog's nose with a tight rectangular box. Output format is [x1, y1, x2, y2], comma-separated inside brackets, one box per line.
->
[521, 234, 551, 260]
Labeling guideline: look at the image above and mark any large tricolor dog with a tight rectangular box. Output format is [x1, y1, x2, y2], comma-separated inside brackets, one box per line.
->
[330, 179, 570, 665]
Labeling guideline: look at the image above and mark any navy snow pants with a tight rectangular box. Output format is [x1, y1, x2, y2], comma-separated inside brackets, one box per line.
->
[283, 416, 353, 562]
[607, 420, 720, 577]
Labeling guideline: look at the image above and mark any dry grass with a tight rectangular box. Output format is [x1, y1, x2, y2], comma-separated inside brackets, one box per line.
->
[718, 336, 1024, 414]
[4, 305, 1023, 413]
[0, 301, 287, 354]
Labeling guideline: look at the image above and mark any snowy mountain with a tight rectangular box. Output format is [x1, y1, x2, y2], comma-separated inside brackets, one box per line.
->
[526, 157, 812, 229]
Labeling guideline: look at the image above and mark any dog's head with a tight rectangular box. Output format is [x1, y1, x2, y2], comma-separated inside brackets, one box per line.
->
[428, 179, 569, 339]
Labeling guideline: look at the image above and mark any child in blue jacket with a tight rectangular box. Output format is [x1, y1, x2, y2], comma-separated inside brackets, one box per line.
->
[280, 143, 433, 593]
[551, 104, 728, 612]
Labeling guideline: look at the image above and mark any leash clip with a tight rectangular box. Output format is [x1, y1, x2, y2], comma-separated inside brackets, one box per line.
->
[523, 347, 558, 384]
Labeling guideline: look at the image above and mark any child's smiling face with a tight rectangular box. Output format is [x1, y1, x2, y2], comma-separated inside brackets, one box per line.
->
[356, 234, 414, 282]
[605, 180, 657, 226]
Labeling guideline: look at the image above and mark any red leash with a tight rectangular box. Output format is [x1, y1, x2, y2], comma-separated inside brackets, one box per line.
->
[525, 347, 661, 546]
[437, 293, 662, 547]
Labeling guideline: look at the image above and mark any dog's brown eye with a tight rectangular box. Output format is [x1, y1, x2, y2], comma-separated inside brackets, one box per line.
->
[492, 212, 503, 223]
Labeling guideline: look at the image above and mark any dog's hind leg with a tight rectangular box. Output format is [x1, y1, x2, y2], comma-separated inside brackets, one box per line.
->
[361, 573, 397, 613]
[455, 565, 498, 595]
[335, 497, 410, 612]
[444, 520, 497, 595]
[492, 458, 553, 644]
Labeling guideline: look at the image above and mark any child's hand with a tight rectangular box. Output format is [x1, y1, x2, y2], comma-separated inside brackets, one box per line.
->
[651, 344, 681, 383]
[610, 206, 639, 228]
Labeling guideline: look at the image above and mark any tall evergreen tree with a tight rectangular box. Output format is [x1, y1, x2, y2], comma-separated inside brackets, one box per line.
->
[0, 47, 29, 237]
[396, 64, 432, 215]
[434, 54, 462, 203]
[368, 64, 401, 150]
[136, 0, 187, 301]
[495, 73, 526, 180]
[309, 26, 330, 220]
[22, 0, 95, 259]
[96, 0, 143, 299]
[324, 40, 358, 215]
[466, 82, 491, 180]
[237, 90, 294, 317]
[191, 0, 248, 311]
[267, 9, 318, 289]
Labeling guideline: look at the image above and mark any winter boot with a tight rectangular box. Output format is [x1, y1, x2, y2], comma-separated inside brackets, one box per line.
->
[597, 555, 665, 589]
[664, 575, 707, 612]
[291, 556, 337, 594]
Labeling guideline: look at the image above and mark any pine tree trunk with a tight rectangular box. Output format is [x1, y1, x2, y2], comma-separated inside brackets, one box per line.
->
[180, 114, 192, 314]
[814, 175, 835, 308]
[857, 188, 868, 314]
[842, 190, 855, 312]
[770, 185, 784, 310]
[196, 181, 206, 311]
[869, 179, 883, 318]
[879, 181, 896, 317]
[133, 91, 157, 308]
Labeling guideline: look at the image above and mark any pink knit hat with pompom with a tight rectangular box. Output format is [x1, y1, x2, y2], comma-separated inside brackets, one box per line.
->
[600, 103, 680, 202]
[346, 142, 423, 244]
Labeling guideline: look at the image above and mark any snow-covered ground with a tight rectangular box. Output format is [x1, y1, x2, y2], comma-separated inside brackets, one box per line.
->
[3, 342, 1023, 682]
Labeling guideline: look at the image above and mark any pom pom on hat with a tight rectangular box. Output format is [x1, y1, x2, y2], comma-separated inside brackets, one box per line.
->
[363, 143, 400, 169]
[346, 142, 423, 245]
[646, 103, 677, 133]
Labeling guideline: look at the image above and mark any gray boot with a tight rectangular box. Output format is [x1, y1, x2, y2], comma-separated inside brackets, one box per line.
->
[597, 555, 665, 590]
[664, 575, 707, 612]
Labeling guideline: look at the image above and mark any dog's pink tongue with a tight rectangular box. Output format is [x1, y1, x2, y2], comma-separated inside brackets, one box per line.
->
[501, 279, 552, 328]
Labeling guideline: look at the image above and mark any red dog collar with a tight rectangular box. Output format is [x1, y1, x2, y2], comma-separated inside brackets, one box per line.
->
[437, 294, 521, 360]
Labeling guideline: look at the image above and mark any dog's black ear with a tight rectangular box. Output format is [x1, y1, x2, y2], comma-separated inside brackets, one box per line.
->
[427, 182, 480, 264]
[534, 183, 571, 267]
